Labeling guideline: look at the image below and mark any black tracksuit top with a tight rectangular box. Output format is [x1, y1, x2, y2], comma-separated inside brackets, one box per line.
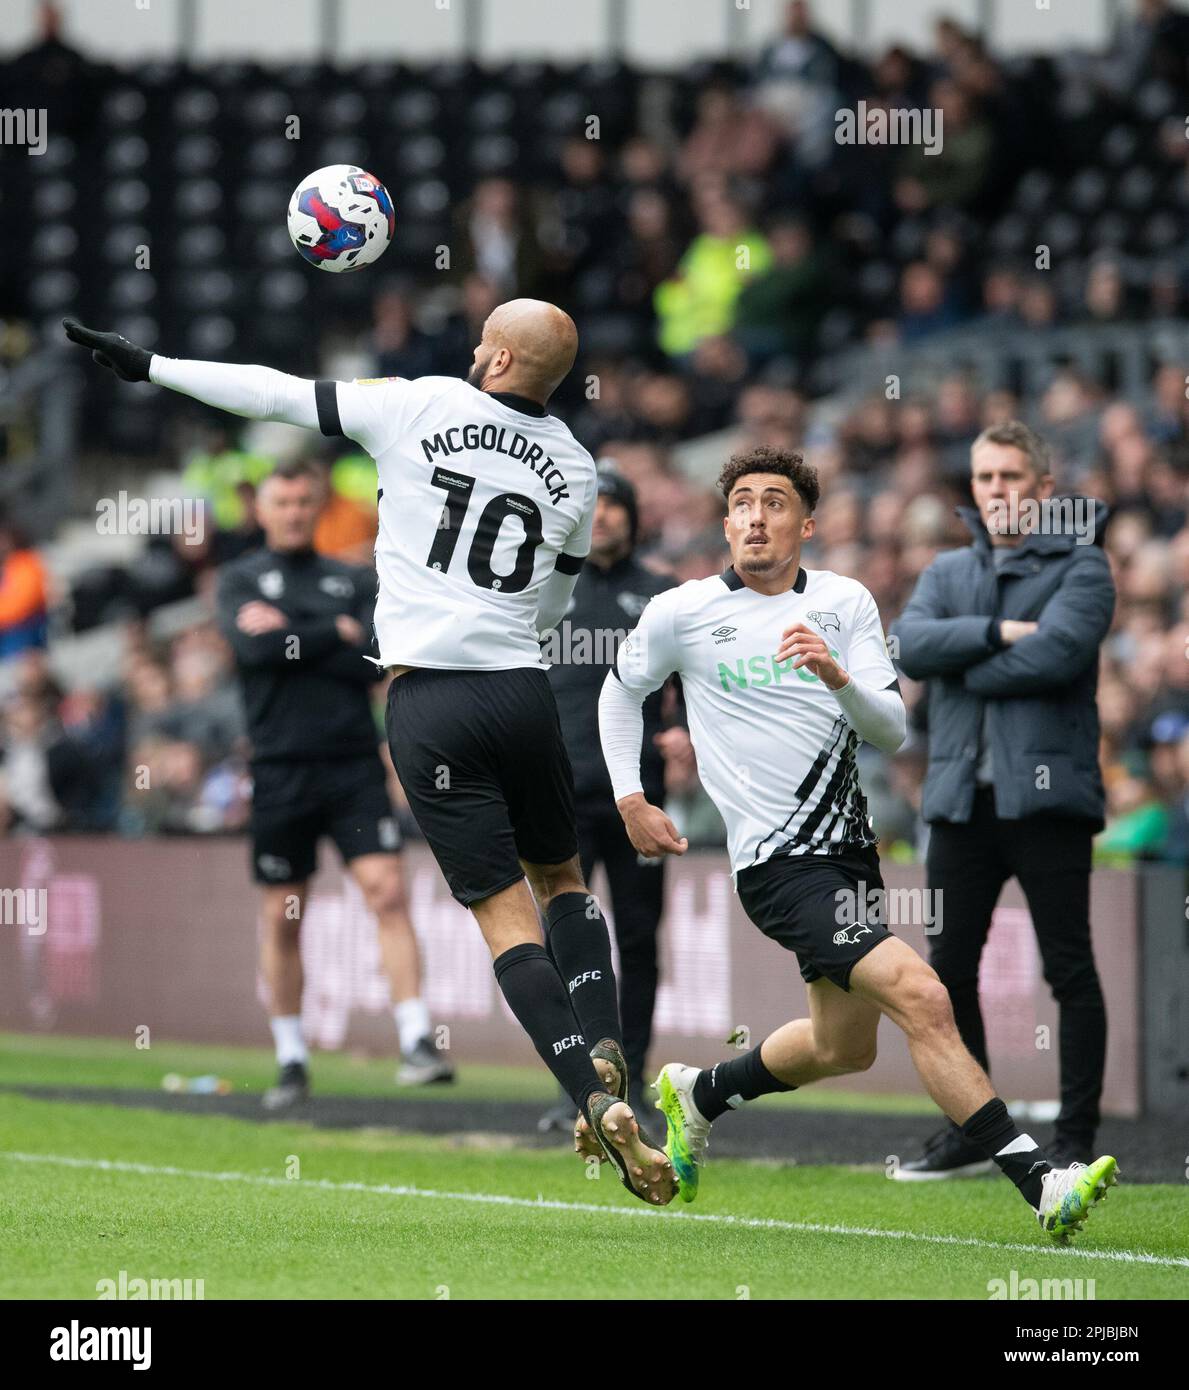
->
[216, 546, 379, 763]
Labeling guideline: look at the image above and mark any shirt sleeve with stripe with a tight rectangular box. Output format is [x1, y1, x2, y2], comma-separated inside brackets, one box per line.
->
[317, 376, 416, 455]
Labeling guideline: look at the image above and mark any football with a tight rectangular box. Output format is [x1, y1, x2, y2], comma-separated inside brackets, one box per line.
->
[286, 164, 395, 272]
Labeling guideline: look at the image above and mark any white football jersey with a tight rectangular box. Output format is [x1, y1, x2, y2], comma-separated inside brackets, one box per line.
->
[325, 375, 596, 669]
[614, 564, 898, 878]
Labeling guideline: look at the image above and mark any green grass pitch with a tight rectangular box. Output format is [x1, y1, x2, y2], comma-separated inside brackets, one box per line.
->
[0, 1035, 1184, 1300]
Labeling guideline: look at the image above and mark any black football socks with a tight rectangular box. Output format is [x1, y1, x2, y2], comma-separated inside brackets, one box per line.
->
[492, 943, 604, 1115]
[692, 1042, 796, 1122]
[961, 1097, 1052, 1208]
[544, 891, 623, 1054]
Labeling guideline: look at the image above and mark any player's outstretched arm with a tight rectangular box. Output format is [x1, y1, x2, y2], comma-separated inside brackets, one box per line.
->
[598, 669, 688, 857]
[63, 319, 320, 429]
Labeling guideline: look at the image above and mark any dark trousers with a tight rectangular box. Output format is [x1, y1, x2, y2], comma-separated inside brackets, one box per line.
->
[925, 787, 1106, 1146]
[576, 799, 665, 1087]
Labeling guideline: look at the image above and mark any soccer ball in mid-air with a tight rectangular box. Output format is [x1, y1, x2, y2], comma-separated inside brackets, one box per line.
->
[286, 165, 395, 272]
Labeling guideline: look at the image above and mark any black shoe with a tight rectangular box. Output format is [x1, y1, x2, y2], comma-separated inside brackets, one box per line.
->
[891, 1125, 996, 1181]
[397, 1037, 455, 1085]
[628, 1079, 653, 1124]
[263, 1060, 309, 1112]
[537, 1089, 579, 1134]
[1049, 1136, 1094, 1169]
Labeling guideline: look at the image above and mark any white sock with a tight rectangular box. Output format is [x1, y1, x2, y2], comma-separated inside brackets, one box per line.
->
[394, 998, 431, 1054]
[270, 1015, 307, 1067]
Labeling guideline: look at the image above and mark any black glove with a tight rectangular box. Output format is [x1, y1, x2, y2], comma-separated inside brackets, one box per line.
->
[62, 318, 153, 383]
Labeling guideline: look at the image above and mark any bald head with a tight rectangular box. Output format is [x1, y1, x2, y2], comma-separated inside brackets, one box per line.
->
[466, 298, 578, 404]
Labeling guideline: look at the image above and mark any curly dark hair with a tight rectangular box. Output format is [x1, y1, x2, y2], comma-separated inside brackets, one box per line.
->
[716, 446, 820, 514]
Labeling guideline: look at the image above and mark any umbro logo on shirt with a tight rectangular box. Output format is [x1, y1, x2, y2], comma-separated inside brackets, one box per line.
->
[711, 626, 737, 644]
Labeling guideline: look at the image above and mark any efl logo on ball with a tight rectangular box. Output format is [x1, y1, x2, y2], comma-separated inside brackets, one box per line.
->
[286, 164, 395, 273]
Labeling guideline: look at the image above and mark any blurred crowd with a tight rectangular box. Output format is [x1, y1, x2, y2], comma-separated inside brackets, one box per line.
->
[3, 359, 1187, 864]
[1, 2, 1187, 862]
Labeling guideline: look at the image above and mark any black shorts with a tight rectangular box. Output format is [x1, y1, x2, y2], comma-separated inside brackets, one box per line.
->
[736, 845, 893, 991]
[250, 756, 401, 884]
[386, 666, 578, 907]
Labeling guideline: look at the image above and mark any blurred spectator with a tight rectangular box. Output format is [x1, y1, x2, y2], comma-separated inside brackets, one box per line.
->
[6, 2, 96, 141]
[451, 178, 544, 296]
[0, 681, 105, 831]
[0, 514, 49, 659]
[1096, 769, 1169, 863]
[1018, 278, 1059, 329]
[676, 82, 783, 185]
[611, 187, 685, 332]
[434, 274, 502, 376]
[1162, 729, 1189, 862]
[894, 81, 994, 214]
[211, 483, 266, 563]
[1082, 258, 1131, 325]
[182, 434, 273, 532]
[733, 216, 830, 364]
[751, 0, 842, 170]
[897, 261, 962, 341]
[545, 136, 619, 294]
[1102, 0, 1189, 94]
[371, 289, 438, 378]
[653, 189, 772, 357]
[312, 456, 378, 564]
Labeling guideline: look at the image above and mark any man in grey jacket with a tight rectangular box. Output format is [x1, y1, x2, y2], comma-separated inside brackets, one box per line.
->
[892, 421, 1114, 1176]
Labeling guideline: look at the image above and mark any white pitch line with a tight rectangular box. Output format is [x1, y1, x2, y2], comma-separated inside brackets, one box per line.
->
[3, 1150, 1185, 1271]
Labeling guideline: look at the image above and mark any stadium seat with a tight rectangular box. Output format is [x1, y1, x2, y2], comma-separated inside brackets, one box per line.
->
[175, 226, 227, 265]
[175, 180, 222, 219]
[108, 271, 157, 309]
[175, 134, 222, 176]
[255, 270, 308, 311]
[387, 89, 442, 130]
[102, 224, 151, 264]
[104, 135, 149, 173]
[101, 87, 147, 128]
[30, 223, 78, 264]
[186, 315, 238, 356]
[245, 138, 296, 176]
[32, 180, 76, 217]
[30, 270, 80, 310]
[1068, 169, 1109, 214]
[172, 88, 220, 126]
[106, 179, 151, 217]
[396, 135, 446, 176]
